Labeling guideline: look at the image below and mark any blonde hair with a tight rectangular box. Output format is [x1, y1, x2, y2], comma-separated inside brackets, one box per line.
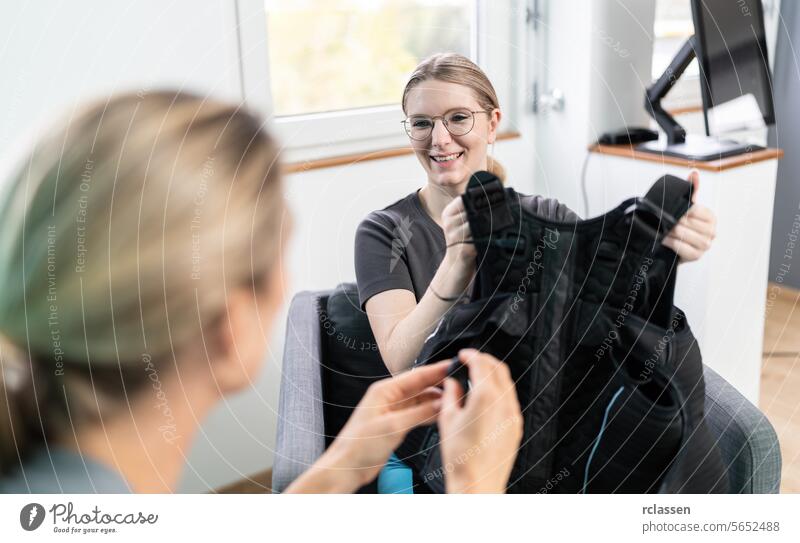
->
[402, 52, 506, 182]
[0, 91, 285, 470]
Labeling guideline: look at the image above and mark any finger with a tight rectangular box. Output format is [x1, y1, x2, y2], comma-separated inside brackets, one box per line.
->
[686, 169, 700, 203]
[440, 377, 464, 416]
[662, 235, 702, 261]
[663, 223, 711, 252]
[662, 231, 705, 255]
[676, 217, 716, 247]
[443, 210, 469, 232]
[388, 361, 451, 401]
[686, 204, 715, 225]
[458, 349, 510, 386]
[442, 196, 465, 219]
[392, 386, 443, 411]
[685, 214, 716, 240]
[448, 222, 473, 244]
[386, 398, 442, 435]
[687, 202, 711, 218]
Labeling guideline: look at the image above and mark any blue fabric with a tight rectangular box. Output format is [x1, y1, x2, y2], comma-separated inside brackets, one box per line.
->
[0, 447, 131, 493]
[377, 453, 414, 494]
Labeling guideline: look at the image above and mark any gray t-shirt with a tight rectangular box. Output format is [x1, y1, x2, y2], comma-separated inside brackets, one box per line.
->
[355, 189, 579, 309]
[0, 446, 131, 493]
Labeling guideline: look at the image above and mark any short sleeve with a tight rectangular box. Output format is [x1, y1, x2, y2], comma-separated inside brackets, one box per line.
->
[520, 194, 581, 222]
[354, 212, 415, 310]
[554, 200, 581, 221]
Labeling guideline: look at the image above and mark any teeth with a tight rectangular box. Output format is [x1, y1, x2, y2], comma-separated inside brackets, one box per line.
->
[431, 152, 462, 162]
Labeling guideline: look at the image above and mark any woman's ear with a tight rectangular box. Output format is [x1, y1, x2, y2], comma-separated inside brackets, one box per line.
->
[488, 108, 502, 144]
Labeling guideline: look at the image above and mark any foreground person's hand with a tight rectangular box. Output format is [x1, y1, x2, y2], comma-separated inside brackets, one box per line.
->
[286, 360, 449, 493]
[438, 349, 523, 493]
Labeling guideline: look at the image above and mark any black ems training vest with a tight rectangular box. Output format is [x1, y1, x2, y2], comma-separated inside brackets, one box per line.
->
[396, 171, 729, 494]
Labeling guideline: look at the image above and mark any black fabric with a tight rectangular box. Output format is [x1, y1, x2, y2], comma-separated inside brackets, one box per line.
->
[396, 171, 729, 494]
[354, 189, 579, 311]
[321, 283, 391, 493]
[322, 283, 391, 444]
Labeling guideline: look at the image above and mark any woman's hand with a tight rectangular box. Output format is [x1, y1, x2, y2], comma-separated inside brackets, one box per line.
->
[285, 361, 449, 493]
[438, 349, 523, 493]
[437, 195, 477, 294]
[662, 170, 717, 262]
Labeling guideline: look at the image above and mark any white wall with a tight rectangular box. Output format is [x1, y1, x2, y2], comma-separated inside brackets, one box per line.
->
[0, 1, 242, 150]
[528, 0, 657, 214]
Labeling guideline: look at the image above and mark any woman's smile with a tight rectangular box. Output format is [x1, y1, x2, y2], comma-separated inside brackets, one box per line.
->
[430, 150, 465, 168]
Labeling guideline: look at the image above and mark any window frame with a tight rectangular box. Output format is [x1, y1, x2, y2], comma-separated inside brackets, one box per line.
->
[235, 0, 522, 164]
[650, 4, 701, 111]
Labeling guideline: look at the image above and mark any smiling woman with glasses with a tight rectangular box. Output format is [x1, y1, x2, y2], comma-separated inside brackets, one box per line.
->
[402, 108, 490, 141]
[352, 52, 719, 494]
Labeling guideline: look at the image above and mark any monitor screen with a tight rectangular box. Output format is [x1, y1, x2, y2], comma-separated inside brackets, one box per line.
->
[692, 0, 775, 135]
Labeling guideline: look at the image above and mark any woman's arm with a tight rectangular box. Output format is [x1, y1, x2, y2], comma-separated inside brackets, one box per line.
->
[365, 254, 471, 375]
[365, 197, 476, 375]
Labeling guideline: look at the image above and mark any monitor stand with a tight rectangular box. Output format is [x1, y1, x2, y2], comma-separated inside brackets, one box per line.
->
[637, 135, 765, 162]
[641, 35, 765, 162]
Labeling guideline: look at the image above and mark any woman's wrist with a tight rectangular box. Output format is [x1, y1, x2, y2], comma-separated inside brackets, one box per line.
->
[433, 252, 471, 298]
[445, 466, 476, 493]
[445, 464, 489, 494]
[286, 444, 366, 493]
[445, 467, 504, 494]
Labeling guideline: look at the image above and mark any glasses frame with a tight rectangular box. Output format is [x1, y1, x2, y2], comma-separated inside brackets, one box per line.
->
[401, 109, 491, 141]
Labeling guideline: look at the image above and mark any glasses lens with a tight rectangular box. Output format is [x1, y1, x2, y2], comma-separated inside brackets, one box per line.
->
[405, 116, 433, 140]
[444, 110, 474, 136]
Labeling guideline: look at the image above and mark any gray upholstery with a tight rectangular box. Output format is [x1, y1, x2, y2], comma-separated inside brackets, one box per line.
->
[703, 365, 782, 493]
[272, 284, 782, 493]
[271, 289, 331, 493]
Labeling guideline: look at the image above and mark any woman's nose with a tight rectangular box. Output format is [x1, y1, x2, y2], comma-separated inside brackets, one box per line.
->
[430, 119, 452, 146]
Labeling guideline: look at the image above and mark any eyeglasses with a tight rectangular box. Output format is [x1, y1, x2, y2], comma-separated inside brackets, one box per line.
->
[401, 109, 490, 141]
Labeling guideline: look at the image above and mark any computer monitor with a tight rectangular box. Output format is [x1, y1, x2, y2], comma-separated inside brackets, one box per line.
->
[694, 0, 775, 136]
[639, 0, 775, 161]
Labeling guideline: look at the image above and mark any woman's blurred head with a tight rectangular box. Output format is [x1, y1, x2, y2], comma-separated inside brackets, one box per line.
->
[401, 53, 504, 189]
[0, 91, 288, 469]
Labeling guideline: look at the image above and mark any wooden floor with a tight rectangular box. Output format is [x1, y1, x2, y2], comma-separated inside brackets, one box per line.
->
[761, 283, 800, 493]
[215, 468, 272, 494]
[216, 284, 800, 495]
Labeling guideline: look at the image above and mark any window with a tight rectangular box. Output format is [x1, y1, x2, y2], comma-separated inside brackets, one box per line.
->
[651, 0, 700, 108]
[265, 0, 476, 117]
[260, 0, 482, 162]
[652, 0, 698, 80]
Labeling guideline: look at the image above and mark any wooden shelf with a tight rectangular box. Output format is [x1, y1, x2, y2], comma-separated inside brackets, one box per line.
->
[589, 143, 783, 172]
[667, 104, 703, 116]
